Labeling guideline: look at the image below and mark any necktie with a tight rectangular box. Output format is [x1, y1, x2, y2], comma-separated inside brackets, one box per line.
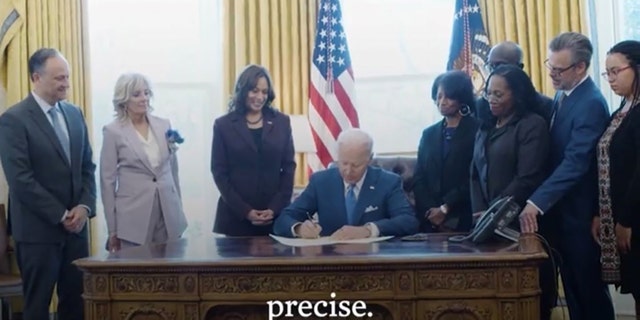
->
[345, 184, 357, 225]
[550, 92, 567, 129]
[48, 107, 70, 162]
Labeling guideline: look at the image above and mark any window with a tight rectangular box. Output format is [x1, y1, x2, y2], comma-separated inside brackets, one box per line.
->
[87, 0, 223, 247]
[341, 0, 454, 154]
[590, 0, 640, 110]
[620, 0, 640, 40]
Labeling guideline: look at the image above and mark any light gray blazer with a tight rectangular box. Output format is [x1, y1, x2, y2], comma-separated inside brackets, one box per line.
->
[100, 115, 187, 244]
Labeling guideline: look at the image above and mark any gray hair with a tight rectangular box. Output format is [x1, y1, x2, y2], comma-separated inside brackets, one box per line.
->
[28, 48, 64, 81]
[549, 32, 593, 68]
[336, 128, 374, 155]
[112, 73, 154, 120]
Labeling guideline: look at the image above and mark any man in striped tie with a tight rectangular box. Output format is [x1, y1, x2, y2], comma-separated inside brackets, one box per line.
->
[0, 48, 96, 320]
[274, 129, 418, 239]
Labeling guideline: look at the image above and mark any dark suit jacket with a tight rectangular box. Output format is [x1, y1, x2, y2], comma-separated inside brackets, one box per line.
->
[476, 92, 554, 124]
[607, 102, 640, 229]
[471, 112, 549, 212]
[210, 109, 296, 236]
[529, 77, 609, 232]
[413, 116, 479, 232]
[273, 166, 418, 237]
[0, 94, 96, 243]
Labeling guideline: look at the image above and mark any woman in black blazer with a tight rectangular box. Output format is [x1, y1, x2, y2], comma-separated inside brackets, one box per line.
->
[470, 65, 549, 216]
[471, 65, 554, 320]
[595, 40, 640, 314]
[211, 64, 296, 236]
[413, 71, 480, 233]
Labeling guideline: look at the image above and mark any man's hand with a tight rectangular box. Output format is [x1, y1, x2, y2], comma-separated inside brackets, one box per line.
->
[519, 203, 540, 233]
[294, 220, 322, 239]
[331, 225, 370, 240]
[615, 223, 632, 254]
[107, 234, 121, 253]
[591, 216, 601, 245]
[426, 207, 446, 226]
[247, 209, 273, 226]
[63, 205, 88, 233]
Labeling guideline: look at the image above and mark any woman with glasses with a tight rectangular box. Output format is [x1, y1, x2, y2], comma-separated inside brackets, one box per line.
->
[594, 40, 640, 318]
[470, 65, 550, 222]
[412, 71, 479, 233]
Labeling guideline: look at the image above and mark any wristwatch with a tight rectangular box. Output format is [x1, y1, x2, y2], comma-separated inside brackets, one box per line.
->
[440, 204, 449, 215]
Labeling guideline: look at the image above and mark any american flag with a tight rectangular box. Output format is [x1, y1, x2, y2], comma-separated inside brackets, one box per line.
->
[307, 0, 359, 172]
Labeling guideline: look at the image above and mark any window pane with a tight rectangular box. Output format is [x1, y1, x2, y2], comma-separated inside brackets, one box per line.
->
[341, 0, 453, 153]
[621, 0, 640, 40]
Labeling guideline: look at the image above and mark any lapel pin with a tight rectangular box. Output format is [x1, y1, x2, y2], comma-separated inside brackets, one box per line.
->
[369, 186, 375, 190]
[267, 121, 273, 125]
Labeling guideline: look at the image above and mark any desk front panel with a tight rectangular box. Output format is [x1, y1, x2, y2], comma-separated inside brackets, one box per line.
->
[77, 234, 546, 320]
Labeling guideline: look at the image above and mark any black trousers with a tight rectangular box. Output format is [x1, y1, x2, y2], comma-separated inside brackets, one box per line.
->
[16, 235, 88, 320]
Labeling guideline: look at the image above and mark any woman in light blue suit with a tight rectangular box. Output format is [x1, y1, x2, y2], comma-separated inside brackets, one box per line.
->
[100, 73, 187, 252]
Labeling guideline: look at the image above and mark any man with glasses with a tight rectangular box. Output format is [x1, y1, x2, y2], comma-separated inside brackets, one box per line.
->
[477, 41, 553, 123]
[519, 32, 615, 320]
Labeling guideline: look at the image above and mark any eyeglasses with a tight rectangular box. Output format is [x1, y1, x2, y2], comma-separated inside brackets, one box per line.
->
[601, 65, 633, 81]
[544, 59, 576, 75]
[482, 91, 508, 102]
[484, 62, 506, 74]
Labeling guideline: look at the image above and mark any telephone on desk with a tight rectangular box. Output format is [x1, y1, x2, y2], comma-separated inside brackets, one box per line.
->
[448, 196, 521, 244]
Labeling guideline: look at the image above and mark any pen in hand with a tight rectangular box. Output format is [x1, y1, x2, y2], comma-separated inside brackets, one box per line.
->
[306, 212, 321, 238]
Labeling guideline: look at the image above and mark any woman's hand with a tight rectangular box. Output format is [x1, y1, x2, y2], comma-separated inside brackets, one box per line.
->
[615, 223, 632, 254]
[472, 211, 485, 222]
[107, 234, 121, 253]
[248, 209, 274, 225]
[426, 207, 446, 226]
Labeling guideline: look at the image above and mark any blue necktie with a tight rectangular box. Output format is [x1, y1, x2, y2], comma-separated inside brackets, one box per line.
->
[345, 184, 357, 225]
[48, 107, 70, 162]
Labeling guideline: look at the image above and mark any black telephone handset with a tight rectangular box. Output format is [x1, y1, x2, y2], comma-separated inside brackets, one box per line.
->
[449, 196, 521, 244]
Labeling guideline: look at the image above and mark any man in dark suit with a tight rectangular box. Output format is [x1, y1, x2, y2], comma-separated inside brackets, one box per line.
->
[273, 129, 418, 239]
[519, 32, 615, 320]
[476, 41, 554, 123]
[0, 48, 96, 320]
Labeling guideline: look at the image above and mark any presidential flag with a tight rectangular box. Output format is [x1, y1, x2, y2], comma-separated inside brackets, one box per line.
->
[307, 0, 359, 172]
[446, 0, 491, 92]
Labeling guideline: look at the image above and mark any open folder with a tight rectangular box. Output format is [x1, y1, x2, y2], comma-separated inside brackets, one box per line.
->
[269, 234, 394, 247]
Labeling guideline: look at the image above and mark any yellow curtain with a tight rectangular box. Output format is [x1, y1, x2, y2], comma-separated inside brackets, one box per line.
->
[223, 0, 317, 186]
[480, 0, 587, 96]
[0, 0, 92, 313]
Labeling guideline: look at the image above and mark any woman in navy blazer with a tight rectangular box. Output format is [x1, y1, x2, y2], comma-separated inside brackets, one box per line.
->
[211, 64, 296, 236]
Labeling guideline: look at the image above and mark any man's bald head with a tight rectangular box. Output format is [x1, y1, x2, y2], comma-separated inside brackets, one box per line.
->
[336, 128, 374, 184]
[488, 41, 524, 69]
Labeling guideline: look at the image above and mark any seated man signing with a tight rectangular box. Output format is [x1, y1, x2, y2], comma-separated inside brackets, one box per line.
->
[273, 128, 418, 239]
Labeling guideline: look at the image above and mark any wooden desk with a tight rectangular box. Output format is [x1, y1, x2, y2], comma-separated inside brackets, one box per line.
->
[74, 234, 547, 320]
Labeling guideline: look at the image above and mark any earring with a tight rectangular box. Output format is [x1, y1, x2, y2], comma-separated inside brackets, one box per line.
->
[459, 104, 471, 116]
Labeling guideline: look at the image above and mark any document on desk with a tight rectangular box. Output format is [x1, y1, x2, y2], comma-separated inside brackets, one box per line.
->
[269, 234, 394, 247]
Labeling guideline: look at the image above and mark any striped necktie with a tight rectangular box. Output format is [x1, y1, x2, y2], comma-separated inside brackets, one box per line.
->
[48, 107, 70, 162]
